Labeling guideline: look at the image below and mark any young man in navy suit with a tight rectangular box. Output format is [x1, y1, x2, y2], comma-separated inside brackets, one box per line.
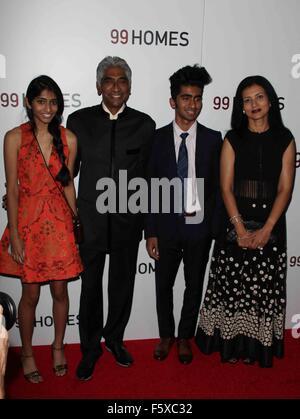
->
[146, 65, 222, 364]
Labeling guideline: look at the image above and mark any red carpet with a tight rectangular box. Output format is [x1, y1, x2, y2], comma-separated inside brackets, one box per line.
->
[4, 332, 300, 399]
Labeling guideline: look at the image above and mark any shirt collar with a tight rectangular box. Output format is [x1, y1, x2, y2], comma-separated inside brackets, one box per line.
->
[102, 102, 126, 120]
[173, 120, 197, 138]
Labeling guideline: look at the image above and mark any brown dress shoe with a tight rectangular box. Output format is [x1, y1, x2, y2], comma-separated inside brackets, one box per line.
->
[177, 338, 193, 364]
[153, 337, 175, 360]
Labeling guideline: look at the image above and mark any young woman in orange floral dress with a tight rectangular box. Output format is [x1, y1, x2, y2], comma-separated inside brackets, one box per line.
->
[0, 75, 83, 383]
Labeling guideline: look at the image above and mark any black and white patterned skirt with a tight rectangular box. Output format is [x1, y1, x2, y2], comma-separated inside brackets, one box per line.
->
[195, 242, 287, 367]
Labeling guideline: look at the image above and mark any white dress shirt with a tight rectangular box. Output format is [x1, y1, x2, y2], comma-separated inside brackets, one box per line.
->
[173, 121, 201, 213]
[102, 102, 125, 120]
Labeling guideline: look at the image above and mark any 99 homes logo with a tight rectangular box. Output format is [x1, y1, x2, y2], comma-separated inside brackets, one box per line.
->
[15, 314, 79, 328]
[0, 53, 80, 107]
[110, 29, 189, 46]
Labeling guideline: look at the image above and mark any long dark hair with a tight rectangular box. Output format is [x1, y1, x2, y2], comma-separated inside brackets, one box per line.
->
[231, 75, 286, 136]
[26, 75, 71, 186]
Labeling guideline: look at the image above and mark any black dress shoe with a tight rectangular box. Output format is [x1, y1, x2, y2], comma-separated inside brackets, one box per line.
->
[105, 342, 133, 367]
[177, 338, 193, 365]
[243, 357, 255, 365]
[153, 337, 175, 361]
[76, 351, 102, 381]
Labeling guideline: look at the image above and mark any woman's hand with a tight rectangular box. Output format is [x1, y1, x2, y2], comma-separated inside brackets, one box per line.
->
[248, 227, 272, 250]
[237, 231, 255, 249]
[9, 232, 24, 264]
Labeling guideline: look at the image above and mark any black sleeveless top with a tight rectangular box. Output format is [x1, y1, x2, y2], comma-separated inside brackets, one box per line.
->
[225, 127, 294, 243]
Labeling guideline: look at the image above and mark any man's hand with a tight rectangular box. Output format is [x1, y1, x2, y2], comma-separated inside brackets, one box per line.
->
[146, 237, 159, 260]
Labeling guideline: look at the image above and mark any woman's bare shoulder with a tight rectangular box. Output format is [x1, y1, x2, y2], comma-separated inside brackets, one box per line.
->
[4, 127, 22, 149]
[5, 126, 22, 142]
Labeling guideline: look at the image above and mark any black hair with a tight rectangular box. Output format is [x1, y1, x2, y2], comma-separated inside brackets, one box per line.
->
[26, 75, 71, 186]
[169, 64, 212, 100]
[231, 75, 286, 135]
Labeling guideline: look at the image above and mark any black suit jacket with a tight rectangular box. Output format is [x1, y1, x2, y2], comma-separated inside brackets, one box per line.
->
[145, 122, 223, 242]
[67, 105, 155, 250]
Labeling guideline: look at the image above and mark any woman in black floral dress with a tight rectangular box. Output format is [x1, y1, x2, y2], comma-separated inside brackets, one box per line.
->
[195, 75, 296, 367]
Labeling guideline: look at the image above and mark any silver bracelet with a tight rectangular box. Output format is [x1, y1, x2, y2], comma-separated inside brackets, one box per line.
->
[229, 214, 243, 225]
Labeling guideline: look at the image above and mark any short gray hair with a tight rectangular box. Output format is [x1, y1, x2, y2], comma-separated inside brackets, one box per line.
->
[96, 56, 132, 87]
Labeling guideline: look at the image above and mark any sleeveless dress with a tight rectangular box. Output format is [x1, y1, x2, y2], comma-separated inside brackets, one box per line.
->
[0, 123, 83, 283]
[195, 127, 294, 367]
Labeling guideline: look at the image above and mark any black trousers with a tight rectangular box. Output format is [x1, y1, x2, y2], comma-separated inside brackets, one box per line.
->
[155, 236, 212, 339]
[78, 242, 140, 356]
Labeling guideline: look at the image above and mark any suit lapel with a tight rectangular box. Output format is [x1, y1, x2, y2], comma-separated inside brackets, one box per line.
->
[165, 123, 178, 178]
[195, 123, 206, 178]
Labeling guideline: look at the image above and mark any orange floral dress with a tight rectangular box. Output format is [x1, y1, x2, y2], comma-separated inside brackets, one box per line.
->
[0, 123, 83, 283]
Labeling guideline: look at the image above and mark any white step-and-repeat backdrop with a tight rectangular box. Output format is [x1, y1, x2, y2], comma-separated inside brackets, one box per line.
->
[0, 0, 299, 346]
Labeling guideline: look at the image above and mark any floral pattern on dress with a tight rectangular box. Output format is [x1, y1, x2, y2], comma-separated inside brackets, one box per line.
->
[0, 123, 83, 283]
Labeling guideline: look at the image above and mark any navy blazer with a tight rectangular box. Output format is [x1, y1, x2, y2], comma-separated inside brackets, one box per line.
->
[145, 122, 223, 242]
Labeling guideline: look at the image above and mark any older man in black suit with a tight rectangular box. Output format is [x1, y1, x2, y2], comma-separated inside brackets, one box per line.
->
[146, 65, 222, 364]
[67, 56, 155, 380]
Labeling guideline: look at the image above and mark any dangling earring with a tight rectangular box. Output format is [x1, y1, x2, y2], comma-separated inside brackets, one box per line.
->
[242, 110, 246, 114]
